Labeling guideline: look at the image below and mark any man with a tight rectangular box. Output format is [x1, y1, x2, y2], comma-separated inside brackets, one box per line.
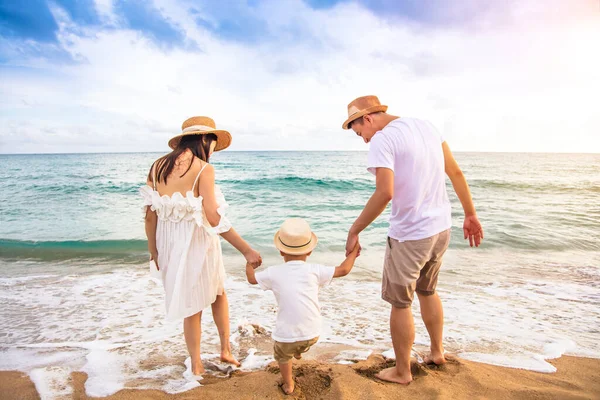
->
[343, 95, 483, 384]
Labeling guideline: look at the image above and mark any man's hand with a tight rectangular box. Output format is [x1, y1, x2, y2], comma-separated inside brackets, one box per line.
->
[463, 215, 484, 247]
[346, 231, 362, 257]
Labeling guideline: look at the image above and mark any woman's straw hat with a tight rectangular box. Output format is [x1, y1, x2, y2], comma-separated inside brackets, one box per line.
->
[342, 95, 388, 129]
[274, 218, 319, 255]
[168, 116, 232, 151]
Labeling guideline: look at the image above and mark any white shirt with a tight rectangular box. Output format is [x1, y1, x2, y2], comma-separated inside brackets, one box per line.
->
[255, 261, 335, 343]
[367, 117, 452, 241]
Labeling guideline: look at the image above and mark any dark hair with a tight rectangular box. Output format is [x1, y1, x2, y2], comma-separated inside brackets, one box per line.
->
[348, 116, 364, 130]
[149, 134, 218, 185]
[348, 112, 384, 129]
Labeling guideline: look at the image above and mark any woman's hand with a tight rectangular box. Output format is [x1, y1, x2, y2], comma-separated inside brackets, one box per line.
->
[150, 251, 159, 270]
[243, 247, 262, 269]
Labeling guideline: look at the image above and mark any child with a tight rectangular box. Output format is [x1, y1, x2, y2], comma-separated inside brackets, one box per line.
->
[246, 218, 359, 395]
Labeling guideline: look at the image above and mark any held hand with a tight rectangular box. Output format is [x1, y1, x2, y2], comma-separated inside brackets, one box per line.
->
[350, 242, 360, 257]
[463, 215, 484, 248]
[150, 252, 159, 271]
[346, 232, 362, 257]
[243, 247, 262, 269]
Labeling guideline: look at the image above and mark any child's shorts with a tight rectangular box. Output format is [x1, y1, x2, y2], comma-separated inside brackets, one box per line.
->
[274, 337, 319, 363]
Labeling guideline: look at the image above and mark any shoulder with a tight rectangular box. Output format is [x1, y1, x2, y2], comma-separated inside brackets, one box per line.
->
[146, 158, 161, 184]
[256, 266, 271, 275]
[308, 263, 329, 271]
[201, 161, 214, 173]
[375, 119, 408, 142]
[258, 264, 280, 274]
[406, 117, 438, 131]
[370, 129, 395, 152]
[197, 161, 215, 180]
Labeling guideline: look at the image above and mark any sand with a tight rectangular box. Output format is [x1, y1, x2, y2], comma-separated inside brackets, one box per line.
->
[1, 355, 599, 400]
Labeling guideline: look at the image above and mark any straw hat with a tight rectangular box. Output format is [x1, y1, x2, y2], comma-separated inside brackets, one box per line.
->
[168, 116, 232, 151]
[274, 218, 319, 255]
[342, 95, 388, 129]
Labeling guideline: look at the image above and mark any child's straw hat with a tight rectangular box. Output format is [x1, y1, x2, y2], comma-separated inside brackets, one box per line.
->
[274, 218, 319, 255]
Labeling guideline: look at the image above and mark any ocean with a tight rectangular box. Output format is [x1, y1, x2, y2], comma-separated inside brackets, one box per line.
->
[1, 152, 599, 397]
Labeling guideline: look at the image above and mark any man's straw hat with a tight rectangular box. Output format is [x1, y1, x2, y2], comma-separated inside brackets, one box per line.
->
[168, 116, 232, 151]
[274, 218, 318, 256]
[342, 95, 388, 129]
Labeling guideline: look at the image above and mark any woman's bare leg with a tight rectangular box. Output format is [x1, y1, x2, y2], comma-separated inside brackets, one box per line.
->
[211, 292, 241, 366]
[183, 311, 205, 374]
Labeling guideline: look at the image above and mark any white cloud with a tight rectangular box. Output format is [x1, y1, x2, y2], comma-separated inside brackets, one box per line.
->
[0, 0, 598, 153]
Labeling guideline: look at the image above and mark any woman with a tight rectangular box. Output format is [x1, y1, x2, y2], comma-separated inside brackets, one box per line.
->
[141, 116, 262, 375]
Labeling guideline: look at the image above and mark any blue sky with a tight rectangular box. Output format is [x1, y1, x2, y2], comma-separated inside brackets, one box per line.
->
[0, 0, 598, 153]
[0, 0, 513, 50]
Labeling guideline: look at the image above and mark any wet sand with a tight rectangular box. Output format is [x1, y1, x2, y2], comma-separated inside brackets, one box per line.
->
[1, 355, 599, 399]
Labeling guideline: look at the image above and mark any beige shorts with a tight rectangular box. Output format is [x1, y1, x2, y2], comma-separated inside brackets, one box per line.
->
[382, 230, 451, 308]
[274, 337, 319, 364]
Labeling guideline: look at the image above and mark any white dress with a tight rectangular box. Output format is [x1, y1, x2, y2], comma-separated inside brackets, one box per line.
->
[140, 164, 232, 320]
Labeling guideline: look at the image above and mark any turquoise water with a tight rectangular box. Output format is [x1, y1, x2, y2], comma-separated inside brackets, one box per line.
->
[0, 152, 599, 396]
[1, 152, 599, 259]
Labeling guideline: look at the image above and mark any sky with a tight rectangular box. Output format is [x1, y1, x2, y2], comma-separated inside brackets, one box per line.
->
[0, 0, 599, 153]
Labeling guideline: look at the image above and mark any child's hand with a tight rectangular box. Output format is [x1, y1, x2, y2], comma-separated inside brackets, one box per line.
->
[350, 242, 360, 257]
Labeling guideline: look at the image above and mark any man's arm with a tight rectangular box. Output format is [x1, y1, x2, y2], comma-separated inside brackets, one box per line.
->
[442, 142, 484, 247]
[346, 168, 394, 255]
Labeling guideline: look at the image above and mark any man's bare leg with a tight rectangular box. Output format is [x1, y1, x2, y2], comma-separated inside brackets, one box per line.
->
[418, 292, 446, 365]
[376, 306, 414, 384]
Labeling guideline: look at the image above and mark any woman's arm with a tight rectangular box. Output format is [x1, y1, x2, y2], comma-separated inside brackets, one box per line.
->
[197, 164, 224, 228]
[145, 177, 159, 269]
[197, 164, 263, 267]
[221, 228, 261, 265]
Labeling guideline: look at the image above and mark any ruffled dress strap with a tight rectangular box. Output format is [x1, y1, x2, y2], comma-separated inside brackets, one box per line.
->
[191, 163, 209, 194]
[212, 185, 232, 234]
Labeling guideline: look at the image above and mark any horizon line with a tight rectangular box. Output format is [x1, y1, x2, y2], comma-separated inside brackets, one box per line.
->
[1, 150, 600, 156]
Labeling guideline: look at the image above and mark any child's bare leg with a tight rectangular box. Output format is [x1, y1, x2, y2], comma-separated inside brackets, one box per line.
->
[279, 361, 294, 394]
[183, 312, 205, 375]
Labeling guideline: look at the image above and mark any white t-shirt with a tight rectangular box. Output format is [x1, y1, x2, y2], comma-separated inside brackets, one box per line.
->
[255, 261, 335, 343]
[367, 117, 452, 241]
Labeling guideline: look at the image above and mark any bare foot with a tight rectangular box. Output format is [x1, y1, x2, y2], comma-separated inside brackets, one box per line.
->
[294, 353, 302, 360]
[375, 366, 412, 385]
[221, 351, 241, 367]
[280, 382, 295, 395]
[423, 352, 446, 365]
[191, 363, 206, 375]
